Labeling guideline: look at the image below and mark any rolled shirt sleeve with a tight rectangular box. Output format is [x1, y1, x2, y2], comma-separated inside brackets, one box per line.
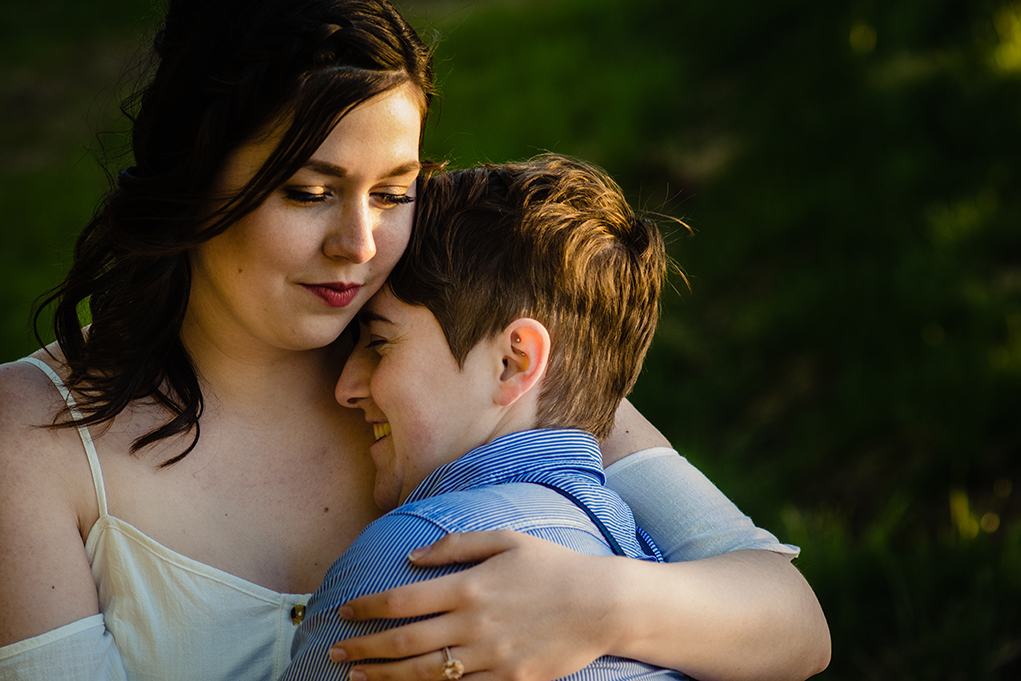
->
[604, 447, 799, 562]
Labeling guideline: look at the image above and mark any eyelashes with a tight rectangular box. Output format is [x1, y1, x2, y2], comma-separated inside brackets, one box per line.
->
[283, 188, 416, 206]
[377, 193, 415, 205]
[283, 188, 329, 204]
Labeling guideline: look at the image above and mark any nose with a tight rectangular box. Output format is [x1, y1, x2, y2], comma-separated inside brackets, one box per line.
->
[324, 198, 376, 263]
[336, 333, 376, 409]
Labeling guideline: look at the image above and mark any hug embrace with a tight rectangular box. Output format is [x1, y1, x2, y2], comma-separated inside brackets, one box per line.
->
[0, 1, 830, 680]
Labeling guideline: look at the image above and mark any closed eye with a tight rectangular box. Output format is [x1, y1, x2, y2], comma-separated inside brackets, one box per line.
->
[375, 192, 415, 206]
[283, 188, 331, 204]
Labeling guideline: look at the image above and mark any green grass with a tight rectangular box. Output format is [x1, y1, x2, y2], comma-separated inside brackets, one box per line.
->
[3, 0, 1019, 677]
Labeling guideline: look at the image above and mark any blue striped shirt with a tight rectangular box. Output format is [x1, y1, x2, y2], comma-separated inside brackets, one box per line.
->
[282, 428, 686, 681]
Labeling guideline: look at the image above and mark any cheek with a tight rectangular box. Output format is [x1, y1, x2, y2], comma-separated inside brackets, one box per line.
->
[245, 213, 316, 266]
[191, 231, 247, 295]
[385, 394, 434, 454]
[198, 214, 282, 279]
[373, 351, 453, 455]
[393, 402, 448, 469]
[373, 211, 414, 271]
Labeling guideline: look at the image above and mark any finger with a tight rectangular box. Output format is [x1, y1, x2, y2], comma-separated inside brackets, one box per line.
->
[331, 615, 462, 663]
[340, 571, 471, 620]
[347, 647, 471, 681]
[342, 532, 526, 621]
[407, 530, 526, 567]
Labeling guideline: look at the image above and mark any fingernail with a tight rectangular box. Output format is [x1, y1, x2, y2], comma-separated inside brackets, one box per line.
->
[338, 605, 354, 620]
[408, 545, 430, 561]
[350, 670, 367, 681]
[330, 646, 348, 663]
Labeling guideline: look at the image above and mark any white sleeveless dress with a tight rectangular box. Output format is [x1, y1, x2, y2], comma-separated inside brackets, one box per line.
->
[0, 358, 310, 681]
[0, 357, 798, 679]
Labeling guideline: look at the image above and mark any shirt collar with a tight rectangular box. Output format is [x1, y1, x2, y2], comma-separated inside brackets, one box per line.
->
[403, 428, 604, 505]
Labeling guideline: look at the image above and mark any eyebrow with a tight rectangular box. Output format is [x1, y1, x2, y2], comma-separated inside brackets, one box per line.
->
[302, 159, 422, 180]
[357, 309, 395, 326]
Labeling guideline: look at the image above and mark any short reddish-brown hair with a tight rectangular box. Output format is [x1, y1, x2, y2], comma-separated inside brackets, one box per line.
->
[388, 154, 668, 440]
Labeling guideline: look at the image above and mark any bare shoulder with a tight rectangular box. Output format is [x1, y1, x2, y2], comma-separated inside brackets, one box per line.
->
[600, 398, 672, 467]
[0, 343, 77, 441]
[0, 351, 102, 646]
[0, 352, 65, 441]
[0, 346, 73, 444]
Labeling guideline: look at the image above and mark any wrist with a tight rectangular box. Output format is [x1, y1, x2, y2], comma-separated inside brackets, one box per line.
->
[598, 555, 658, 660]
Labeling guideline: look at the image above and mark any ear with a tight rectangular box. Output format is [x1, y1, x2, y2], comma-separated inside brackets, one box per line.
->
[494, 318, 550, 407]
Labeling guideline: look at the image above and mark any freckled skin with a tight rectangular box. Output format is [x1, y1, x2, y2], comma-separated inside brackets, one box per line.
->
[336, 288, 505, 511]
[185, 85, 423, 358]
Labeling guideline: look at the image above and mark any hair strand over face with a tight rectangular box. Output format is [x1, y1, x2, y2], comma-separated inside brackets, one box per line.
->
[35, 0, 436, 465]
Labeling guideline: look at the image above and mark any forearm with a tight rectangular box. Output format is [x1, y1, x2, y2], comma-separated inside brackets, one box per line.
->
[601, 402, 828, 678]
[606, 549, 830, 681]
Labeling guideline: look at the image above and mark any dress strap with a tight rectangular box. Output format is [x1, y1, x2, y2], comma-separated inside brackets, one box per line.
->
[20, 357, 109, 517]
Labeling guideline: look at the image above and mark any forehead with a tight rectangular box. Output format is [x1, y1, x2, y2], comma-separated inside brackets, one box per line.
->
[216, 83, 425, 194]
[360, 288, 405, 326]
[214, 129, 280, 193]
[360, 288, 438, 334]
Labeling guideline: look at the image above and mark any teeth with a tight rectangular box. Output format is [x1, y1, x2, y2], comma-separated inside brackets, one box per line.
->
[373, 423, 392, 441]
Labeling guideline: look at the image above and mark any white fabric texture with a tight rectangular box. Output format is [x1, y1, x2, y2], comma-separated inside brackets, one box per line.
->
[2, 359, 794, 679]
[0, 358, 310, 681]
[0, 616, 126, 681]
[604, 447, 799, 562]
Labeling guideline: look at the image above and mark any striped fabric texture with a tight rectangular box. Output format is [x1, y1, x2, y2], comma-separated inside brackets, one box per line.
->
[281, 428, 687, 681]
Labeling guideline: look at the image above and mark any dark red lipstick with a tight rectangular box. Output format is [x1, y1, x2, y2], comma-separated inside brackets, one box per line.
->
[302, 282, 361, 308]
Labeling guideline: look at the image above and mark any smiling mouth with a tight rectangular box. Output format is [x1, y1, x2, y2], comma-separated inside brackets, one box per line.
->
[373, 423, 392, 442]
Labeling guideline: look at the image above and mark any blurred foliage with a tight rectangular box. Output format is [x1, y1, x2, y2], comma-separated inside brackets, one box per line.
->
[2, 0, 1019, 678]
[0, 0, 152, 352]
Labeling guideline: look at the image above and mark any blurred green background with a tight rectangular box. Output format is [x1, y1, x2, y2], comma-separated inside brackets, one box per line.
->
[2, 0, 1019, 678]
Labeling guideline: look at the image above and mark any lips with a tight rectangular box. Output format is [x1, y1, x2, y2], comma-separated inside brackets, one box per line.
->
[302, 282, 361, 308]
[373, 422, 392, 442]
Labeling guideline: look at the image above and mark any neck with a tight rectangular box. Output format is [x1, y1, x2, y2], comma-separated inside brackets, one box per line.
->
[482, 394, 541, 450]
[180, 318, 350, 420]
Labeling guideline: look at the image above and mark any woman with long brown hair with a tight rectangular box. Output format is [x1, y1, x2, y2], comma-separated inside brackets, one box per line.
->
[0, 1, 829, 679]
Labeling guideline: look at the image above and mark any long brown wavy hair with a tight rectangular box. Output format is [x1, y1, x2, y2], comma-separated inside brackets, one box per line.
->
[34, 0, 436, 466]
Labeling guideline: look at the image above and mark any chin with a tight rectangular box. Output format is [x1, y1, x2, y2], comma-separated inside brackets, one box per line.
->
[284, 321, 355, 351]
[373, 485, 400, 513]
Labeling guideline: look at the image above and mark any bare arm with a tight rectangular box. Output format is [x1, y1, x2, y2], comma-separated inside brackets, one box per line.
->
[600, 399, 830, 675]
[609, 547, 830, 679]
[332, 533, 828, 681]
[599, 398, 671, 467]
[329, 401, 829, 681]
[0, 361, 105, 650]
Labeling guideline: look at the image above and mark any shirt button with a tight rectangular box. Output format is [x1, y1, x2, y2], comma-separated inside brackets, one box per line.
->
[290, 604, 305, 625]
